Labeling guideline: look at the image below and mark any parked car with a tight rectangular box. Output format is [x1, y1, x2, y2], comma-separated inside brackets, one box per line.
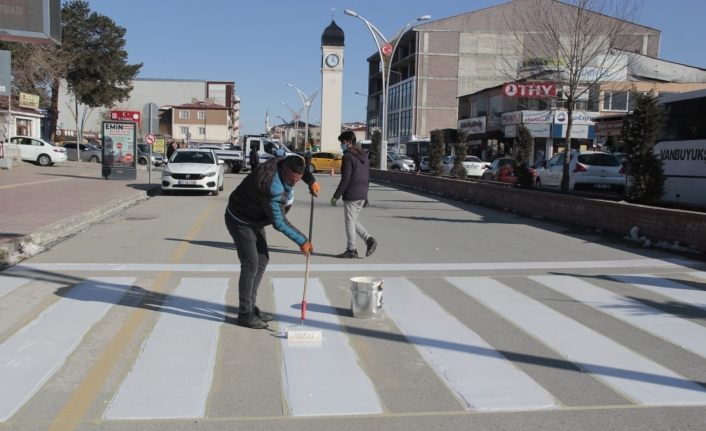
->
[536, 150, 625, 192]
[387, 153, 415, 171]
[161, 148, 225, 195]
[481, 157, 517, 181]
[418, 156, 430, 172]
[442, 155, 488, 177]
[137, 143, 164, 166]
[62, 141, 102, 163]
[309, 152, 342, 172]
[4, 136, 67, 166]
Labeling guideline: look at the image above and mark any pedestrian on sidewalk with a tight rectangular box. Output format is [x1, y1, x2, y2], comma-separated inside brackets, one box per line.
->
[330, 130, 377, 259]
[225, 155, 320, 329]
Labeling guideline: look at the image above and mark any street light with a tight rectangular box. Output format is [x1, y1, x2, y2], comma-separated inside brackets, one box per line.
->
[287, 83, 318, 152]
[344, 9, 430, 169]
[281, 101, 303, 149]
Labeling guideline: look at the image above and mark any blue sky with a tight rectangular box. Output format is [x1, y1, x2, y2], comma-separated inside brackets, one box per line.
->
[86, 0, 706, 136]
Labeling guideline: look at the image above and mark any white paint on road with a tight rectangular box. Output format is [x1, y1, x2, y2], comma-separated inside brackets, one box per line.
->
[104, 277, 228, 419]
[9, 257, 690, 273]
[610, 274, 706, 311]
[449, 276, 706, 406]
[272, 278, 383, 417]
[532, 275, 706, 358]
[0, 277, 133, 422]
[383, 277, 558, 411]
[0, 274, 30, 299]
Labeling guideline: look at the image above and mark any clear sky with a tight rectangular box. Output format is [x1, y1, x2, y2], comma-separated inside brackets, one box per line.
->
[86, 0, 706, 136]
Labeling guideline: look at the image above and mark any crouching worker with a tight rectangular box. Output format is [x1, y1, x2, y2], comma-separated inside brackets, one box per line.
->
[225, 154, 320, 329]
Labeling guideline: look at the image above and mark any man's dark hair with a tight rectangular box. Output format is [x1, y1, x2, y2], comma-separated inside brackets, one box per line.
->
[338, 130, 356, 144]
[282, 154, 306, 174]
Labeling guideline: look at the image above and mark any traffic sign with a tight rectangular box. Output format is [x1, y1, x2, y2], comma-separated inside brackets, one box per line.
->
[145, 134, 155, 145]
[381, 44, 393, 57]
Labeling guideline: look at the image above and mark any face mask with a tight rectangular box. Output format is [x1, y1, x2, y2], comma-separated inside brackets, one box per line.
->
[340, 143, 347, 152]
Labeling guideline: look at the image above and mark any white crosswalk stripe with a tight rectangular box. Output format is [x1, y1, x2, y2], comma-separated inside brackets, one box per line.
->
[1, 271, 706, 422]
[449, 276, 706, 405]
[609, 274, 706, 311]
[272, 278, 383, 417]
[383, 277, 558, 411]
[0, 274, 30, 299]
[0, 277, 134, 421]
[104, 277, 229, 419]
[531, 275, 706, 359]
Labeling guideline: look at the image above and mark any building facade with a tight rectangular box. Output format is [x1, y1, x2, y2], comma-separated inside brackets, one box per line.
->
[56, 78, 240, 144]
[360, 0, 661, 153]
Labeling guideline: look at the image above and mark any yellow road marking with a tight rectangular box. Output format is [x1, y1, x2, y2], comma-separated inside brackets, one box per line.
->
[0, 177, 70, 190]
[47, 201, 216, 431]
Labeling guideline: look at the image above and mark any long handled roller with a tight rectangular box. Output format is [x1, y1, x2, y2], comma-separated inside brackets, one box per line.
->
[286, 182, 322, 341]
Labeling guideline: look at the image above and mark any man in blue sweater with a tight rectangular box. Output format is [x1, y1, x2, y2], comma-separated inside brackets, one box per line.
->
[331, 130, 377, 259]
[225, 154, 319, 329]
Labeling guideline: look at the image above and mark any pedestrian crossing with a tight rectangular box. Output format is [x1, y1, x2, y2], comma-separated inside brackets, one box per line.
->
[1, 271, 705, 422]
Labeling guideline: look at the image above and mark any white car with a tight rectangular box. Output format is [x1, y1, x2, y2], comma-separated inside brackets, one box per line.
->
[161, 148, 225, 196]
[442, 155, 488, 177]
[387, 153, 415, 171]
[6, 136, 67, 166]
[536, 150, 625, 192]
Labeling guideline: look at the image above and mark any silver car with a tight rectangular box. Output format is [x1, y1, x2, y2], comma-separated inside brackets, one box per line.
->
[387, 153, 415, 171]
[63, 142, 102, 163]
[137, 144, 164, 166]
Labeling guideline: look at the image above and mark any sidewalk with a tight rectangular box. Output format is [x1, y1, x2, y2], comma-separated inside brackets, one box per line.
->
[0, 160, 160, 268]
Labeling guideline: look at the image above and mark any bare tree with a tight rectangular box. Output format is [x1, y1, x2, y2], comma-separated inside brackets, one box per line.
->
[505, 0, 644, 191]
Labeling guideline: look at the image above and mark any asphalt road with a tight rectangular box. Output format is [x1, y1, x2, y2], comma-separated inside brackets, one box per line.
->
[2, 172, 706, 431]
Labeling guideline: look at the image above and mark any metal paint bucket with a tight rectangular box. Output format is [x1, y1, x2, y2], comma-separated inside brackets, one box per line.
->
[350, 276, 384, 318]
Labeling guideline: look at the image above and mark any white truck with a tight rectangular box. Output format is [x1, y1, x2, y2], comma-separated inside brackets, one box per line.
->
[242, 135, 293, 169]
[197, 143, 245, 173]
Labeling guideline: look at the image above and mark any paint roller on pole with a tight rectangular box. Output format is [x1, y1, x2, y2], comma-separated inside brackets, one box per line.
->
[286, 152, 322, 342]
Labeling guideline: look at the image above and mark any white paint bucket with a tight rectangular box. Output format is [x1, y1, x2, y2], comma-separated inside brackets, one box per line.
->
[350, 276, 384, 318]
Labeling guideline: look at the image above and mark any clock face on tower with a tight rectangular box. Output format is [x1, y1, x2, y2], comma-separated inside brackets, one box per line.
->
[325, 53, 340, 68]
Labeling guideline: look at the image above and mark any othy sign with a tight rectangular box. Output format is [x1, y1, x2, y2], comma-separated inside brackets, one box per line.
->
[503, 82, 557, 98]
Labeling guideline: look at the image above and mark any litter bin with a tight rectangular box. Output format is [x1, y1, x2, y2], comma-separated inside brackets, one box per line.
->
[350, 276, 384, 318]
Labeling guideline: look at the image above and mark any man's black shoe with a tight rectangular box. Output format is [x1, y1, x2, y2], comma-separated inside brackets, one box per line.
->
[236, 311, 268, 329]
[254, 306, 274, 322]
[365, 237, 378, 257]
[336, 249, 358, 258]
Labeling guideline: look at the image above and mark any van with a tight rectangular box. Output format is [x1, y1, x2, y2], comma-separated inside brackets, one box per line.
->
[243, 135, 292, 169]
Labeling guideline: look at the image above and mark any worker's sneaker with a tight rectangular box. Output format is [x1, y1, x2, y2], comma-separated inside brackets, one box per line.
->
[236, 311, 268, 329]
[254, 306, 274, 322]
[336, 249, 358, 258]
[365, 237, 378, 257]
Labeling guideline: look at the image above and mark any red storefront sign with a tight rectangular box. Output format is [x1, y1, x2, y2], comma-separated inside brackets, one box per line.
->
[503, 82, 557, 98]
[110, 110, 141, 125]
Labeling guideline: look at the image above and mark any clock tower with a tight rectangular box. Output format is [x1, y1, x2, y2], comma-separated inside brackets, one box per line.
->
[320, 20, 344, 152]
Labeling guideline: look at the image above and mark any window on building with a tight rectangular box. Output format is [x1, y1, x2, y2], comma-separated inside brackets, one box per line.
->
[197, 111, 205, 120]
[602, 91, 628, 111]
[179, 110, 190, 119]
[180, 126, 189, 135]
[198, 127, 206, 135]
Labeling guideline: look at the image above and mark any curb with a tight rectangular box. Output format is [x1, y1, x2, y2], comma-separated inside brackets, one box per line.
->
[0, 185, 160, 269]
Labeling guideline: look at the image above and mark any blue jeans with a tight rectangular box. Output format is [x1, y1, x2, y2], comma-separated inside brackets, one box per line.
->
[225, 213, 269, 313]
[344, 199, 370, 251]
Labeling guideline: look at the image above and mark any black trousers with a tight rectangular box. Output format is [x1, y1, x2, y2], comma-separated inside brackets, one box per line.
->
[225, 213, 269, 314]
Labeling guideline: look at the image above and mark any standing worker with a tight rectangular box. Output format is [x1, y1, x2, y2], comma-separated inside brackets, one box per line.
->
[225, 155, 320, 329]
[331, 130, 377, 258]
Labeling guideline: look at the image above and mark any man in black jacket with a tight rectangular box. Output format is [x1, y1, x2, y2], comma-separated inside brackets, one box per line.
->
[331, 131, 377, 258]
[225, 154, 320, 329]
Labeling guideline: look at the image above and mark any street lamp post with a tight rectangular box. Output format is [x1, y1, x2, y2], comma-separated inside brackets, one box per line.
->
[287, 83, 317, 152]
[344, 9, 430, 170]
[281, 101, 303, 150]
